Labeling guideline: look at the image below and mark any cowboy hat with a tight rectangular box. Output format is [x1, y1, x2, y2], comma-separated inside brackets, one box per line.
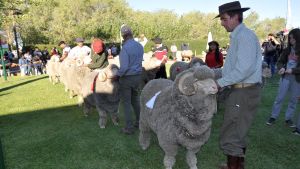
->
[215, 1, 250, 18]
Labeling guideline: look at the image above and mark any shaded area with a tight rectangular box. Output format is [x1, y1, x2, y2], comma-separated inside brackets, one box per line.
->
[0, 105, 169, 169]
[0, 76, 47, 93]
[0, 138, 5, 169]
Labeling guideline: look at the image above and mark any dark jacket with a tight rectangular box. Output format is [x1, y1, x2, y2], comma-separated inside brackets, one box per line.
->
[88, 52, 109, 70]
[276, 48, 300, 82]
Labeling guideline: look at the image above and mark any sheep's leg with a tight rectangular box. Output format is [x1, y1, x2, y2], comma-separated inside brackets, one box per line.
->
[77, 95, 84, 107]
[83, 102, 91, 117]
[159, 139, 178, 169]
[96, 106, 107, 129]
[139, 120, 151, 150]
[186, 149, 199, 169]
[111, 112, 119, 126]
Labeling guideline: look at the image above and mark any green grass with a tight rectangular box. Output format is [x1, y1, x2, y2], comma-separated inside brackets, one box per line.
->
[0, 75, 300, 169]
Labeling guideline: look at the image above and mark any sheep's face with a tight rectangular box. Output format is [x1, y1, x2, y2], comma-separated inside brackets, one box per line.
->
[176, 65, 216, 96]
[193, 79, 218, 95]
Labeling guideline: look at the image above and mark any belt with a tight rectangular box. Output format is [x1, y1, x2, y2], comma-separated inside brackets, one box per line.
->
[232, 83, 257, 89]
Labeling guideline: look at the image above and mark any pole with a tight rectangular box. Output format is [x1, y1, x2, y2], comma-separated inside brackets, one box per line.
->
[0, 42, 7, 81]
[13, 25, 20, 59]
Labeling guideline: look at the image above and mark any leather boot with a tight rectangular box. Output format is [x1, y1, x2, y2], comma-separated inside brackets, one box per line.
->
[219, 155, 240, 169]
[239, 148, 246, 169]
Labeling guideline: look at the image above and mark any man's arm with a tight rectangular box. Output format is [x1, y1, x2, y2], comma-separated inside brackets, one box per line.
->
[117, 48, 129, 77]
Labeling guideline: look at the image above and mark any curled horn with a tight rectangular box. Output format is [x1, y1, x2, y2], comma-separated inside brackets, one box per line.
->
[98, 71, 107, 82]
[176, 70, 196, 96]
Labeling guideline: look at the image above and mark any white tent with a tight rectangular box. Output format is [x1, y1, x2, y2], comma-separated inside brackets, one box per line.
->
[206, 32, 213, 50]
[285, 0, 293, 30]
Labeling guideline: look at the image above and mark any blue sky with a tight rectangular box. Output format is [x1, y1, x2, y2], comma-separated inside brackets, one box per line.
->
[126, 0, 300, 28]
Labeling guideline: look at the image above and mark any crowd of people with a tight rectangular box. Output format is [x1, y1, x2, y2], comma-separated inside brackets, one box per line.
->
[1, 1, 300, 168]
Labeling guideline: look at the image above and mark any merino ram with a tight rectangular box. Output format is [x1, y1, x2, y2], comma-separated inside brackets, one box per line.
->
[169, 57, 205, 81]
[81, 64, 120, 128]
[139, 66, 218, 169]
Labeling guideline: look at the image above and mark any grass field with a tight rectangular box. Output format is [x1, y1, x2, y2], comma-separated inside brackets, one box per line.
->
[0, 75, 300, 169]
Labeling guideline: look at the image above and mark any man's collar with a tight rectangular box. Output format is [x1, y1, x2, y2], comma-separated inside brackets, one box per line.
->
[230, 23, 245, 38]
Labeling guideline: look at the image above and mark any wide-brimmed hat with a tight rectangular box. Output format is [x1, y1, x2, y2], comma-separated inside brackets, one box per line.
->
[75, 37, 84, 43]
[215, 1, 250, 18]
[208, 41, 219, 46]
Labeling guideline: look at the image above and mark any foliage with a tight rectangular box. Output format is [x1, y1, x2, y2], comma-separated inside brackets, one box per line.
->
[1, 0, 286, 47]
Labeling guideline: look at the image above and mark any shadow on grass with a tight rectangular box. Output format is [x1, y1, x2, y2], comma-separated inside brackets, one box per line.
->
[0, 102, 226, 169]
[0, 76, 48, 93]
[0, 104, 171, 169]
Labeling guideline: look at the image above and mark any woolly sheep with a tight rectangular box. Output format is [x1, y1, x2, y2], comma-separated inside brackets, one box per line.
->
[139, 66, 218, 169]
[64, 63, 91, 99]
[46, 57, 61, 84]
[169, 57, 205, 81]
[80, 64, 120, 128]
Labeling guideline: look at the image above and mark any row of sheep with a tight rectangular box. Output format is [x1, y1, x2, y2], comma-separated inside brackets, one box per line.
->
[46, 54, 269, 169]
[46, 55, 220, 169]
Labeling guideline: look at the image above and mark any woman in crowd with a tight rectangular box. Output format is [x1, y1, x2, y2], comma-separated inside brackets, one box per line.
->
[266, 28, 300, 128]
[205, 41, 224, 68]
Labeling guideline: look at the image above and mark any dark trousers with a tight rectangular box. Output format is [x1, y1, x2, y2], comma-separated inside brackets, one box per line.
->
[264, 55, 276, 76]
[119, 74, 142, 128]
[220, 85, 261, 157]
[155, 64, 167, 79]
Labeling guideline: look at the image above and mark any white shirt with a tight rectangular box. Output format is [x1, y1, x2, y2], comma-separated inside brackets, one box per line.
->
[68, 45, 92, 64]
[63, 46, 71, 56]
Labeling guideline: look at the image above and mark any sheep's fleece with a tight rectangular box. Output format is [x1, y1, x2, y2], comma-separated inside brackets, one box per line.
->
[139, 65, 218, 169]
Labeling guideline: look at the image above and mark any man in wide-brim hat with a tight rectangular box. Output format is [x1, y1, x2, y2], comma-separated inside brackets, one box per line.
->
[214, 1, 262, 169]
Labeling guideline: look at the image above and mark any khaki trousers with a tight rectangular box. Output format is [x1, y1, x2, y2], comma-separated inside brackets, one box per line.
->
[220, 85, 261, 157]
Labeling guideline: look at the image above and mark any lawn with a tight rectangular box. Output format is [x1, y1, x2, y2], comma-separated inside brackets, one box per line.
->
[0, 75, 300, 169]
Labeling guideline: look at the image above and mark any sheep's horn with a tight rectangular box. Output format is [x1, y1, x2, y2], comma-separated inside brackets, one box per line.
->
[98, 72, 107, 82]
[177, 71, 195, 96]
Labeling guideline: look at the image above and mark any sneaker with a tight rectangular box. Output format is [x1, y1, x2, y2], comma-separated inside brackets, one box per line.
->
[266, 117, 276, 125]
[292, 129, 300, 136]
[120, 127, 134, 135]
[285, 120, 296, 128]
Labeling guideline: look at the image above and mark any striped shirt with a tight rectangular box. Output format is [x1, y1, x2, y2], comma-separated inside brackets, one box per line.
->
[217, 23, 262, 87]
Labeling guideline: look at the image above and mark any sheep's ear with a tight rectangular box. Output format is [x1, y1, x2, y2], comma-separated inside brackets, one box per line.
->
[176, 70, 196, 95]
[98, 72, 107, 82]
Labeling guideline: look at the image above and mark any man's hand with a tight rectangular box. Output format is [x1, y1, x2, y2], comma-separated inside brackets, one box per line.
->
[278, 68, 285, 75]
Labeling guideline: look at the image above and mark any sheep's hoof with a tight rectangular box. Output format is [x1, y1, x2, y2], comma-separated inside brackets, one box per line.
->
[141, 145, 149, 150]
[99, 125, 106, 129]
[190, 166, 197, 169]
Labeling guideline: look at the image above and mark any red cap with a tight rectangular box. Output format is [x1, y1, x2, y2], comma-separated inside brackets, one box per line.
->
[92, 39, 104, 54]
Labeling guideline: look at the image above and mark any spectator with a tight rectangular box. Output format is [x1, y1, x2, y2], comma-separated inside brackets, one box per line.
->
[50, 47, 58, 56]
[18, 54, 28, 76]
[88, 38, 108, 70]
[33, 47, 42, 57]
[110, 43, 118, 57]
[135, 34, 148, 48]
[262, 33, 280, 77]
[205, 41, 224, 68]
[41, 47, 49, 63]
[152, 37, 168, 79]
[58, 41, 71, 62]
[24, 51, 32, 75]
[214, 1, 262, 168]
[117, 25, 143, 135]
[266, 28, 300, 129]
[170, 43, 177, 60]
[32, 55, 43, 75]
